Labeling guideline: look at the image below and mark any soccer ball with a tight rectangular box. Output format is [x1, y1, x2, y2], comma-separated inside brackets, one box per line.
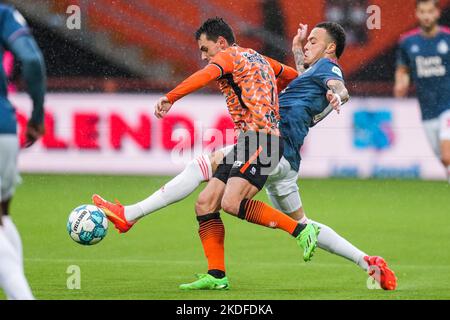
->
[67, 205, 108, 245]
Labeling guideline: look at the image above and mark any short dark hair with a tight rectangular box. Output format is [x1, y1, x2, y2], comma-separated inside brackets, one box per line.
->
[195, 17, 236, 44]
[315, 22, 346, 59]
[416, 0, 439, 7]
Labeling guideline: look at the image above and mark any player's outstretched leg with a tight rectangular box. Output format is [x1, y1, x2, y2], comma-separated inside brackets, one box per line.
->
[308, 218, 397, 290]
[364, 256, 397, 290]
[92, 195, 135, 233]
[267, 187, 397, 289]
[237, 198, 320, 262]
[124, 154, 214, 221]
[92, 153, 217, 233]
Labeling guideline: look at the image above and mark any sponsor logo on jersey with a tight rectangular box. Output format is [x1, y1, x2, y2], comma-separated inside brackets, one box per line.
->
[233, 161, 243, 168]
[332, 66, 343, 77]
[242, 52, 268, 65]
[415, 56, 446, 78]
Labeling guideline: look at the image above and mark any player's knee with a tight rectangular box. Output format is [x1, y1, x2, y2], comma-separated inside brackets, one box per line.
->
[195, 192, 217, 215]
[221, 196, 239, 216]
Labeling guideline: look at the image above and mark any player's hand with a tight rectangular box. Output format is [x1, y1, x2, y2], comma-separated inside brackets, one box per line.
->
[24, 121, 45, 148]
[292, 23, 308, 50]
[154, 96, 173, 119]
[326, 90, 341, 114]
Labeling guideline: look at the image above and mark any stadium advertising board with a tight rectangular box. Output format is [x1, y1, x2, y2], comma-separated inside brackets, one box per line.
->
[10, 94, 447, 180]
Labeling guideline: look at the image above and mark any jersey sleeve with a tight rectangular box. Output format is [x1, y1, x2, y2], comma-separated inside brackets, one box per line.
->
[313, 60, 344, 89]
[165, 64, 222, 104]
[0, 7, 30, 49]
[396, 39, 410, 68]
[263, 56, 298, 92]
[209, 50, 235, 77]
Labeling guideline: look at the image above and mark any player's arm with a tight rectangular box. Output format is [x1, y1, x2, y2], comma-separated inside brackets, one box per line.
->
[264, 55, 298, 92]
[394, 65, 410, 98]
[394, 39, 411, 98]
[311, 79, 349, 126]
[154, 52, 233, 119]
[9, 36, 46, 146]
[292, 23, 308, 74]
[1, 8, 47, 147]
[326, 79, 349, 114]
[166, 65, 223, 104]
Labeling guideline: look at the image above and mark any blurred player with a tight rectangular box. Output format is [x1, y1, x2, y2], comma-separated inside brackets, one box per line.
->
[394, 0, 450, 182]
[0, 5, 46, 300]
[94, 20, 396, 290]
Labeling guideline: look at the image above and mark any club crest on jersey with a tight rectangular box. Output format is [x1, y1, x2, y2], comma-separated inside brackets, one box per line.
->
[411, 44, 420, 53]
[437, 40, 448, 55]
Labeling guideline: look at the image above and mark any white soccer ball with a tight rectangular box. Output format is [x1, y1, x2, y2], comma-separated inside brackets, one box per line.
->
[67, 205, 108, 245]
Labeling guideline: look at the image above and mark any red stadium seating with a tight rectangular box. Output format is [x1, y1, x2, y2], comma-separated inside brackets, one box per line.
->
[43, 0, 450, 89]
[47, 0, 265, 79]
[280, 0, 450, 76]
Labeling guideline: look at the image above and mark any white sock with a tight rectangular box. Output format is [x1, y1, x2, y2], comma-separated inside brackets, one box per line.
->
[300, 217, 369, 271]
[1, 216, 23, 264]
[0, 226, 34, 300]
[124, 154, 212, 221]
[447, 166, 450, 184]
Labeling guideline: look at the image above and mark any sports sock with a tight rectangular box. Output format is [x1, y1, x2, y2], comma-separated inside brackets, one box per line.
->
[238, 199, 305, 237]
[125, 155, 212, 221]
[299, 217, 369, 271]
[197, 212, 225, 276]
[447, 166, 450, 184]
[1, 216, 23, 265]
[0, 227, 34, 300]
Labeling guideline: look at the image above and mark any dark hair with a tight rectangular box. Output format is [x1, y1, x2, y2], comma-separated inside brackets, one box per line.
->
[195, 17, 236, 44]
[416, 0, 439, 7]
[315, 22, 346, 59]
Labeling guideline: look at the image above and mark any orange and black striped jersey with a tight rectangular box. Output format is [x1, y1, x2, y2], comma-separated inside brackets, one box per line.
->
[166, 45, 298, 135]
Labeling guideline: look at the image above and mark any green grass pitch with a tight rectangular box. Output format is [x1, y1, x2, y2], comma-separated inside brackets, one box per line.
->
[2, 174, 450, 300]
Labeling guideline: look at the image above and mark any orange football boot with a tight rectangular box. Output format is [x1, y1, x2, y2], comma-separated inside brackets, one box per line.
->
[365, 256, 397, 290]
[92, 194, 135, 233]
